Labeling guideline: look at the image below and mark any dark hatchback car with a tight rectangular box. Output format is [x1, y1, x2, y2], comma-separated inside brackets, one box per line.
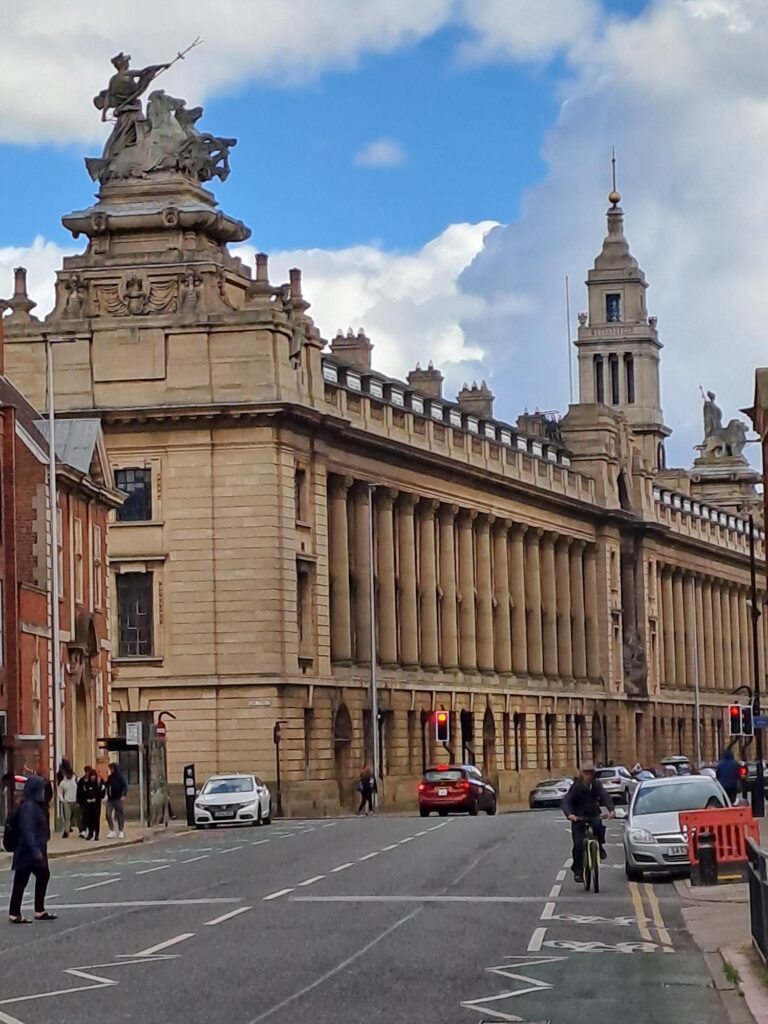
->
[418, 764, 497, 817]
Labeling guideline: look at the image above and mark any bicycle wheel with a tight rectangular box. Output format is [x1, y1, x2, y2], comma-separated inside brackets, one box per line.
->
[592, 856, 600, 893]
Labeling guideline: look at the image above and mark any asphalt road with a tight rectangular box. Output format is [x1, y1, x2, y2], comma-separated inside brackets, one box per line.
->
[0, 811, 738, 1023]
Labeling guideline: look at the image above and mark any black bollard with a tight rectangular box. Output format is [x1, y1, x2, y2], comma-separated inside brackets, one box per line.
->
[697, 830, 718, 886]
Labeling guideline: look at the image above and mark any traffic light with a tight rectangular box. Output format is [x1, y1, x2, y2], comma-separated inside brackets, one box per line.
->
[435, 710, 450, 744]
[742, 705, 754, 737]
[728, 704, 743, 737]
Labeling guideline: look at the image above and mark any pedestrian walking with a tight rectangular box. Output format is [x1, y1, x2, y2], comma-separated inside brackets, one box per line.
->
[105, 762, 128, 839]
[7, 775, 56, 924]
[57, 763, 78, 838]
[81, 768, 104, 841]
[716, 748, 740, 804]
[76, 765, 91, 838]
[357, 764, 375, 816]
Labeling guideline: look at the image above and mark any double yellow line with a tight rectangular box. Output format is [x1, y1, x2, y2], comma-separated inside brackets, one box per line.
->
[629, 881, 674, 951]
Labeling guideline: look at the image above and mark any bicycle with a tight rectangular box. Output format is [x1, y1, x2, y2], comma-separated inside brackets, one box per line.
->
[581, 819, 601, 894]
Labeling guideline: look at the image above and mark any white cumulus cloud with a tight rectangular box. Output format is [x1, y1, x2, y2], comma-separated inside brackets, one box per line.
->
[354, 137, 407, 167]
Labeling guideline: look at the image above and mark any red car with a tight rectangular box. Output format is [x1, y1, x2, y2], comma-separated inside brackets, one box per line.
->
[418, 764, 497, 817]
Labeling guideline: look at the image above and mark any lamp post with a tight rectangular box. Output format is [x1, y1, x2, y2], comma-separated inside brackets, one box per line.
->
[749, 514, 765, 817]
[45, 339, 64, 787]
[367, 483, 380, 786]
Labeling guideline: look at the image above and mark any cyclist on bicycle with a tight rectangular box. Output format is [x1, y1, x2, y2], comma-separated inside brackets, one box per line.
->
[563, 762, 615, 883]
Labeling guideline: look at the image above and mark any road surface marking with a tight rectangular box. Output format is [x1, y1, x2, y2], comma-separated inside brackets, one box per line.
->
[359, 852, 379, 861]
[218, 846, 243, 855]
[47, 898, 239, 908]
[547, 884, 561, 899]
[555, 870, 567, 882]
[134, 933, 195, 957]
[0, 1011, 27, 1024]
[527, 927, 546, 952]
[205, 906, 252, 926]
[136, 865, 170, 875]
[381, 844, 398, 851]
[251, 840, 270, 847]
[298, 875, 325, 887]
[263, 888, 294, 901]
[331, 862, 353, 872]
[245, 907, 422, 1023]
[628, 882, 653, 942]
[399, 836, 414, 844]
[301, 827, 315, 833]
[277, 834, 296, 839]
[415, 831, 428, 837]
[293, 895, 564, 904]
[322, 822, 336, 827]
[181, 855, 209, 864]
[544, 938, 660, 954]
[76, 878, 120, 891]
[540, 902, 556, 920]
[643, 883, 673, 947]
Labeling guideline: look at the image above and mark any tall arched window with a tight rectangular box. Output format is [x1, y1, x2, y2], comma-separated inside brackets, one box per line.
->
[609, 354, 620, 404]
[593, 355, 604, 403]
[624, 353, 635, 404]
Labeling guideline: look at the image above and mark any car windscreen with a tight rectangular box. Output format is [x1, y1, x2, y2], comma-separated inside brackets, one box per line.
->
[633, 781, 724, 815]
[425, 770, 463, 782]
[202, 778, 255, 795]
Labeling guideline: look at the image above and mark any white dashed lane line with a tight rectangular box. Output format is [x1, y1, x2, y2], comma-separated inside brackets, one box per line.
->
[251, 840, 270, 847]
[136, 864, 170, 876]
[181, 855, 210, 864]
[263, 888, 294, 901]
[381, 844, 398, 851]
[75, 878, 120, 891]
[134, 933, 196, 956]
[298, 875, 325, 887]
[331, 863, 353, 873]
[359, 852, 379, 862]
[218, 846, 243, 855]
[204, 906, 252, 926]
[528, 926, 547, 952]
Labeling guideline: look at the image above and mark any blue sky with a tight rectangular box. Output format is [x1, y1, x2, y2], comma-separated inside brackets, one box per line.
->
[1, 0, 766, 466]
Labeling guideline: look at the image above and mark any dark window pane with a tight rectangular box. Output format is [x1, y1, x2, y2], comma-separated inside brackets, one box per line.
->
[115, 468, 152, 522]
[609, 355, 620, 404]
[593, 355, 604, 404]
[117, 573, 154, 657]
[624, 354, 635, 403]
[606, 293, 621, 322]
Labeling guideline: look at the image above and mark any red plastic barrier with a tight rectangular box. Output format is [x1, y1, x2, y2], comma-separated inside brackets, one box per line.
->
[680, 807, 760, 865]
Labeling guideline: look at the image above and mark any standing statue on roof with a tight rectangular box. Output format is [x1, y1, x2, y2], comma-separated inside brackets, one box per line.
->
[698, 387, 748, 460]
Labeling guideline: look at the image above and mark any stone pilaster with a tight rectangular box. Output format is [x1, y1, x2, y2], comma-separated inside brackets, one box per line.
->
[418, 500, 440, 669]
[683, 571, 696, 689]
[525, 528, 544, 676]
[555, 536, 573, 679]
[540, 533, 558, 677]
[439, 504, 459, 669]
[376, 488, 398, 665]
[353, 484, 372, 664]
[398, 493, 419, 667]
[672, 569, 686, 686]
[712, 581, 725, 689]
[694, 576, 705, 693]
[476, 515, 495, 672]
[492, 520, 512, 674]
[740, 588, 752, 686]
[584, 544, 600, 680]
[570, 540, 587, 679]
[457, 509, 477, 672]
[661, 565, 675, 686]
[510, 524, 528, 675]
[328, 474, 353, 663]
[730, 584, 742, 686]
[721, 583, 733, 688]
[702, 577, 715, 689]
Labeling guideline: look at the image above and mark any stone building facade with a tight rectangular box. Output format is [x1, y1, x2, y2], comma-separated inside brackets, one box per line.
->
[3, 145, 765, 813]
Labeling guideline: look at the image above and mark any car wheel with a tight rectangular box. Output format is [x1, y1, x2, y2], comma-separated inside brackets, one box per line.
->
[625, 860, 643, 882]
[195, 823, 204, 830]
[438, 809, 448, 817]
[419, 808, 429, 818]
[468, 800, 479, 817]
[253, 803, 262, 827]
[487, 800, 497, 816]
[263, 801, 272, 826]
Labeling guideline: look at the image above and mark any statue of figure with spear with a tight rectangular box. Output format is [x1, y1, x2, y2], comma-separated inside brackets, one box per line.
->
[87, 38, 202, 181]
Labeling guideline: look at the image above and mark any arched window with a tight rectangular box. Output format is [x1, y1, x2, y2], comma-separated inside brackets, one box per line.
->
[609, 354, 620, 405]
[624, 353, 635, 404]
[606, 293, 622, 322]
[593, 355, 605, 403]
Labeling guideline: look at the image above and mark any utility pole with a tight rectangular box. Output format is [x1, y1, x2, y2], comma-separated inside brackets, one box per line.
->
[367, 483, 380, 786]
[749, 514, 765, 817]
[46, 340, 63, 792]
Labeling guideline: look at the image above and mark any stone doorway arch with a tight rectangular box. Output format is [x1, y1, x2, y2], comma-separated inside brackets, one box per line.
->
[482, 707, 497, 775]
[333, 703, 353, 807]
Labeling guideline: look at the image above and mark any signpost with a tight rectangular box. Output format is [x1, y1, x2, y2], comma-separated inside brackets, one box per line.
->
[755, 716, 768, 731]
[183, 764, 196, 827]
[273, 721, 286, 819]
[125, 722, 145, 827]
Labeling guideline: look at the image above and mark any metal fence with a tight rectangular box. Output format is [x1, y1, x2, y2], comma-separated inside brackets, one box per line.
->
[747, 836, 768, 962]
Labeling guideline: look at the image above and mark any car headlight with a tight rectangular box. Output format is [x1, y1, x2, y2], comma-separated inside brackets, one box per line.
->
[629, 828, 656, 844]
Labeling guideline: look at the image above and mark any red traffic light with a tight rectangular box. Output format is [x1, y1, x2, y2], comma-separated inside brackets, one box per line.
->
[435, 710, 450, 744]
[728, 704, 742, 737]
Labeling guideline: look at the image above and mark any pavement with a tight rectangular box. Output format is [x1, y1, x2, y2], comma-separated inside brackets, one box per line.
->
[0, 810, 757, 1023]
[0, 821, 189, 865]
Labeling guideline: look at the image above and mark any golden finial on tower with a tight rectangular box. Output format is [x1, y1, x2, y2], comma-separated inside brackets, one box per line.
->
[609, 146, 621, 206]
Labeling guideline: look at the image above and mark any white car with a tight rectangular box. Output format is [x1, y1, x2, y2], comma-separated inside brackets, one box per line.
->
[529, 778, 573, 808]
[623, 775, 729, 880]
[595, 766, 638, 804]
[194, 773, 272, 828]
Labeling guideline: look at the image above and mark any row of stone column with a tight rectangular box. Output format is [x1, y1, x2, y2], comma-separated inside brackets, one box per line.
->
[327, 476, 601, 678]
[657, 565, 760, 690]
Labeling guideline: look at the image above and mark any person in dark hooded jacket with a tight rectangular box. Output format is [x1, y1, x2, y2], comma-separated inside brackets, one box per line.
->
[8, 775, 56, 924]
[716, 748, 741, 803]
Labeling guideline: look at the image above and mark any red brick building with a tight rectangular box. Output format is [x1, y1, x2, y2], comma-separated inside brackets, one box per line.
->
[0, 325, 121, 813]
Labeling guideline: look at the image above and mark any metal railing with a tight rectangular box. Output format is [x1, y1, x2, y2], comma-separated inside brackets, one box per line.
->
[747, 836, 768, 962]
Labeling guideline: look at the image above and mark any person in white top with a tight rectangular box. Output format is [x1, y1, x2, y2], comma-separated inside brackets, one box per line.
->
[57, 761, 79, 839]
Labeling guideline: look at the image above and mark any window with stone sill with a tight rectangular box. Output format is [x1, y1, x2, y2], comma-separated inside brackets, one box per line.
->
[92, 524, 103, 610]
[295, 466, 309, 524]
[74, 516, 84, 605]
[115, 468, 152, 522]
[296, 560, 315, 660]
[116, 572, 154, 657]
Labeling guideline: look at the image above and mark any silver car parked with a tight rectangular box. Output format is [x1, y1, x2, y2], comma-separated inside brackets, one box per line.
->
[595, 766, 638, 805]
[529, 777, 573, 809]
[623, 775, 729, 881]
